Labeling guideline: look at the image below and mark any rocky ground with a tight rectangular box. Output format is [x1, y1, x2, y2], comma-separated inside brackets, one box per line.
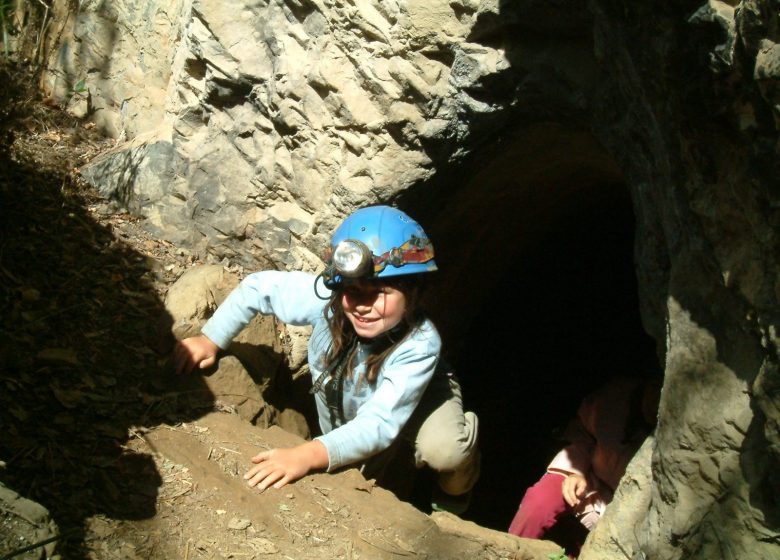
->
[0, 61, 564, 560]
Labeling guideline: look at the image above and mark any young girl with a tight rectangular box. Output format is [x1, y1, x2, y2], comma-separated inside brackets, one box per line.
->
[508, 375, 660, 554]
[173, 206, 479, 511]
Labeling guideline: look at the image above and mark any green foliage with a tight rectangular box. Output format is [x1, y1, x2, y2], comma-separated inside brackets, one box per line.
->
[548, 549, 569, 560]
[73, 78, 88, 94]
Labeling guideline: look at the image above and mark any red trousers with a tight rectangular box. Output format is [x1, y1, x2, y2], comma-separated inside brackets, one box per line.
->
[508, 473, 585, 557]
[508, 472, 568, 537]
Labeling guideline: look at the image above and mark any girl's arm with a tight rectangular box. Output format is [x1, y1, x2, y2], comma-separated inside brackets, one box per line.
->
[174, 271, 325, 375]
[316, 325, 441, 470]
[201, 270, 326, 349]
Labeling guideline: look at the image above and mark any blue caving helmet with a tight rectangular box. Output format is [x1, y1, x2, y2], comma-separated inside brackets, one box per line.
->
[322, 205, 437, 287]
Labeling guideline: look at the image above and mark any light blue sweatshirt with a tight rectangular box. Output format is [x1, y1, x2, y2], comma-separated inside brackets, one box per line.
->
[201, 270, 441, 470]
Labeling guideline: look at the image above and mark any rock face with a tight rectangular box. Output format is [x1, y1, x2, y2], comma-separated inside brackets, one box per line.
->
[33, 0, 780, 558]
[0, 483, 59, 560]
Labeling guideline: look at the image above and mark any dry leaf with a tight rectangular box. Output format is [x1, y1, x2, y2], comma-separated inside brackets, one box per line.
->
[36, 348, 80, 365]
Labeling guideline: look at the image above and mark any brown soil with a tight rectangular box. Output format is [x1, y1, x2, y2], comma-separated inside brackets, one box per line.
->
[0, 60, 562, 560]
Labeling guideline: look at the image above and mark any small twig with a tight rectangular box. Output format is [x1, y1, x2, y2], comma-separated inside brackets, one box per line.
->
[128, 427, 150, 443]
[1, 537, 59, 560]
[34, 0, 50, 64]
[273, 514, 305, 543]
[161, 424, 188, 433]
[0, 262, 22, 284]
[611, 535, 633, 559]
[357, 530, 413, 556]
[0, 528, 77, 560]
[162, 481, 193, 501]
[215, 392, 264, 403]
[217, 446, 241, 455]
[24, 302, 85, 327]
[6, 445, 36, 468]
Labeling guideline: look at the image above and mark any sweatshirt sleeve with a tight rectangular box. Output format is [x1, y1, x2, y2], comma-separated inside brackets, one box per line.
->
[201, 271, 327, 349]
[315, 325, 440, 470]
[547, 441, 595, 477]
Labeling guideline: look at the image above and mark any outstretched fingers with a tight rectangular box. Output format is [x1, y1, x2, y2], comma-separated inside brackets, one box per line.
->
[243, 444, 324, 493]
[245, 467, 287, 491]
[244, 451, 291, 491]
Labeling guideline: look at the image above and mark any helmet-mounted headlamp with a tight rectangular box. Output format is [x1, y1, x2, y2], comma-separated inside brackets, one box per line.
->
[331, 239, 374, 279]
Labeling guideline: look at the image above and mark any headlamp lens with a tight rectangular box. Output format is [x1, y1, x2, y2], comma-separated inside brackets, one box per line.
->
[332, 240, 373, 277]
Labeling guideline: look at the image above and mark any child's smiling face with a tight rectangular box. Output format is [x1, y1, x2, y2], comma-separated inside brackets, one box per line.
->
[341, 279, 407, 339]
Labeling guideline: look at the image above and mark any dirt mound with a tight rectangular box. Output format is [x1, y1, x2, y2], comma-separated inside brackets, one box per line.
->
[104, 411, 558, 559]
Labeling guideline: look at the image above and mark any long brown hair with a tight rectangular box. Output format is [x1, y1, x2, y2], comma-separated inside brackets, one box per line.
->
[324, 276, 425, 383]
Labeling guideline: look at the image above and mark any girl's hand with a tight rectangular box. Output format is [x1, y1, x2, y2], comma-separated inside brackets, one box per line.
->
[173, 335, 219, 375]
[244, 440, 329, 491]
[562, 473, 589, 507]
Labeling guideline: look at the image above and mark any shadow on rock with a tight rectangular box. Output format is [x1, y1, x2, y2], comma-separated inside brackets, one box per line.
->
[0, 62, 214, 558]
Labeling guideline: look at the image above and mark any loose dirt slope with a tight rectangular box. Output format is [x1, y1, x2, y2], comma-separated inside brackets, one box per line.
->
[122, 411, 560, 559]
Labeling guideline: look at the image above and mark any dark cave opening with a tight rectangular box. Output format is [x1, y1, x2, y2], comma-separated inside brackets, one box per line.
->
[456, 184, 658, 531]
[416, 126, 660, 532]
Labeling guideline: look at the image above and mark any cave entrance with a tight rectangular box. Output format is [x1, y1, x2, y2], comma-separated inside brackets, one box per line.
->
[417, 124, 659, 530]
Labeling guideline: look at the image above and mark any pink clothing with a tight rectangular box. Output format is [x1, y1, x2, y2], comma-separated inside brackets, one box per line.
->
[509, 376, 659, 540]
[555, 376, 651, 486]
